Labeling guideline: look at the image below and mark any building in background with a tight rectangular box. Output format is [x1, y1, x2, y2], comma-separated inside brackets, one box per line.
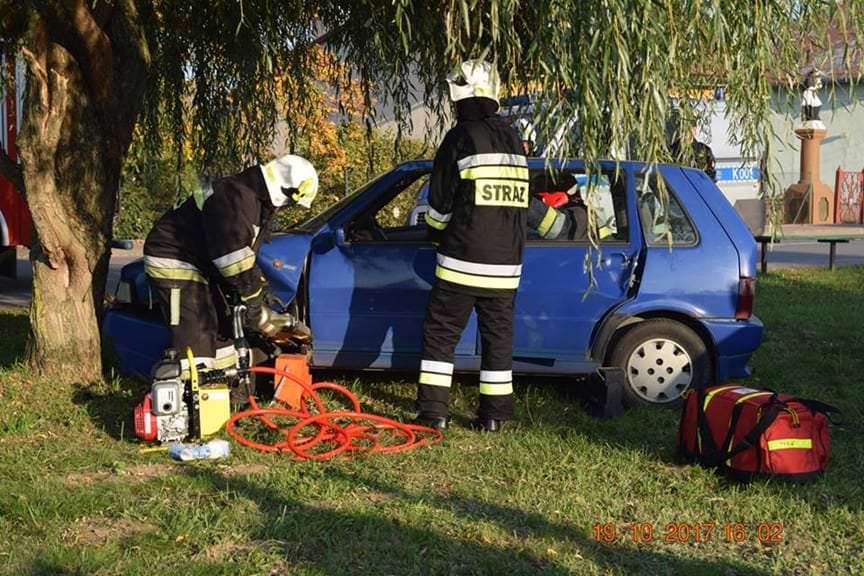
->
[768, 76, 864, 224]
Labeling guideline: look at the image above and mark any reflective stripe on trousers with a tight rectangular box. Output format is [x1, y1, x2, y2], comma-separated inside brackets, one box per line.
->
[417, 285, 515, 420]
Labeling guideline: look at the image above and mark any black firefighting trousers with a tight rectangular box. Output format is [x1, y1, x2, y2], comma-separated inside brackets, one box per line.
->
[148, 278, 237, 372]
[416, 284, 516, 420]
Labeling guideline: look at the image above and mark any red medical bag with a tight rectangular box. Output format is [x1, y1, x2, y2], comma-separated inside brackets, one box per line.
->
[678, 384, 839, 481]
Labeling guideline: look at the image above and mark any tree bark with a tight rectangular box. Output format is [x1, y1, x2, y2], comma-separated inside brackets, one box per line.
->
[15, 4, 150, 382]
[16, 26, 108, 380]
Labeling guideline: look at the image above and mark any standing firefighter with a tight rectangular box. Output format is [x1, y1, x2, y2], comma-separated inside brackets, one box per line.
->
[143, 155, 318, 376]
[416, 60, 528, 432]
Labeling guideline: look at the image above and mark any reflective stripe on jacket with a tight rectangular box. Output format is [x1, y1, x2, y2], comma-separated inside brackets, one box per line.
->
[144, 166, 276, 301]
[426, 99, 528, 294]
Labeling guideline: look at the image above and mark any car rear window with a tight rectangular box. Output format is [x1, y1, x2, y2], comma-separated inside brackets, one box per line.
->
[635, 173, 698, 246]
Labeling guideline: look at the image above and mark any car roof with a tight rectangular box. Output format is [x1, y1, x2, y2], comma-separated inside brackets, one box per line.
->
[392, 158, 683, 173]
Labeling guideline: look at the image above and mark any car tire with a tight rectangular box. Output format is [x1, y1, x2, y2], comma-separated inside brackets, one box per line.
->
[609, 319, 710, 407]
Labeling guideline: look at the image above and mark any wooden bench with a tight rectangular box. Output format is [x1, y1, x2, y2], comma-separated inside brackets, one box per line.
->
[754, 235, 778, 275]
[817, 237, 851, 271]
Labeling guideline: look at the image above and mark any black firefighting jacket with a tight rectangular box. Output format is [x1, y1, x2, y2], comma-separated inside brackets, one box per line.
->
[424, 98, 528, 295]
[143, 166, 276, 307]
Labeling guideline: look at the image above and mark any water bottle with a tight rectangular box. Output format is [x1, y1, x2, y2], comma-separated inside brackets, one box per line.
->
[168, 439, 231, 461]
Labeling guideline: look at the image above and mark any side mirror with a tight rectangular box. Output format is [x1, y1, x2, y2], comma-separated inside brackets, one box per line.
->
[111, 239, 134, 250]
[334, 227, 348, 247]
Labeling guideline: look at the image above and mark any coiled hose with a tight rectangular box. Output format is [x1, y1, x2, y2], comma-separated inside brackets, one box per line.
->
[225, 366, 444, 460]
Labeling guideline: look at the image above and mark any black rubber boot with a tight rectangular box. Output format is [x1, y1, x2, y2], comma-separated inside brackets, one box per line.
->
[470, 418, 502, 433]
[413, 414, 449, 431]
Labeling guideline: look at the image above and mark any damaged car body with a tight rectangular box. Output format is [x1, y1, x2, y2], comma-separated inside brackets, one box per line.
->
[104, 158, 763, 406]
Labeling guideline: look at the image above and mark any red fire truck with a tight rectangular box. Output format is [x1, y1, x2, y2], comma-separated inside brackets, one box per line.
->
[0, 55, 30, 278]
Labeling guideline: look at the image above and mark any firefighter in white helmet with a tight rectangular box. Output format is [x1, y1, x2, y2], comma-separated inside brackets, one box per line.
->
[143, 155, 319, 376]
[414, 60, 528, 432]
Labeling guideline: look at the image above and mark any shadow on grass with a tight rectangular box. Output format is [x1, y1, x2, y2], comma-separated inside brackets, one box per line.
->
[318, 369, 480, 428]
[21, 560, 88, 576]
[0, 307, 28, 369]
[158, 466, 771, 576]
[528, 266, 864, 511]
[71, 376, 147, 442]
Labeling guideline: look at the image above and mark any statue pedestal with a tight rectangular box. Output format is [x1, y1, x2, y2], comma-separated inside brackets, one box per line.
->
[783, 126, 834, 224]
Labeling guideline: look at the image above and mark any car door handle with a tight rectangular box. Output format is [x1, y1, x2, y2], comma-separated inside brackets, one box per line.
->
[603, 252, 632, 268]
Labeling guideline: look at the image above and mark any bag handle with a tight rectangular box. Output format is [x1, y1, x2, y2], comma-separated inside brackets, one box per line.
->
[722, 402, 783, 464]
[702, 398, 782, 468]
[793, 397, 843, 425]
[695, 387, 718, 456]
[706, 398, 756, 467]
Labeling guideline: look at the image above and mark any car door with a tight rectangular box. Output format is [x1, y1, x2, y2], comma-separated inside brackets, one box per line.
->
[308, 166, 478, 371]
[512, 162, 642, 373]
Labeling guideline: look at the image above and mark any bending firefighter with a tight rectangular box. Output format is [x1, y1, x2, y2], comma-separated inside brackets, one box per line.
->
[143, 155, 319, 377]
[416, 60, 529, 433]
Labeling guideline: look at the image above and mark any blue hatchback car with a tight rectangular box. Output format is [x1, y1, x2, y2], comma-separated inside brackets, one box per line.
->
[104, 159, 763, 406]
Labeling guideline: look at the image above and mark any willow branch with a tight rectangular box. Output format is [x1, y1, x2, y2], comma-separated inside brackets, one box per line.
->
[67, 0, 115, 118]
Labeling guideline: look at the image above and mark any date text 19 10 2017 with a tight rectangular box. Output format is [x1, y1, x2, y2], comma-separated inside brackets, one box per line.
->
[592, 522, 784, 545]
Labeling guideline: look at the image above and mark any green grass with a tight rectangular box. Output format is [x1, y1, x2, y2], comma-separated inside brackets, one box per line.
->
[0, 306, 27, 369]
[1, 269, 863, 575]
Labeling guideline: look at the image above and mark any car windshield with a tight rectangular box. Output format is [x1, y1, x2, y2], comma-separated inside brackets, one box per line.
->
[290, 173, 389, 233]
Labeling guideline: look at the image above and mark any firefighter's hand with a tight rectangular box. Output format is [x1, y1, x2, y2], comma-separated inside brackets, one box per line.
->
[243, 297, 264, 329]
[426, 226, 443, 245]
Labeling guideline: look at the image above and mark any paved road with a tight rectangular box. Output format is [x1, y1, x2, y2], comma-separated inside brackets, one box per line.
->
[758, 239, 864, 270]
[0, 245, 143, 309]
[1, 239, 863, 309]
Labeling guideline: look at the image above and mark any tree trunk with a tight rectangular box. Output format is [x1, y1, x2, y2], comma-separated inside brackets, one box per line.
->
[17, 24, 118, 382]
[10, 3, 151, 382]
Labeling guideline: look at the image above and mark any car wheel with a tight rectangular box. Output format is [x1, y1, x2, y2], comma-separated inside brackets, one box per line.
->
[609, 319, 710, 407]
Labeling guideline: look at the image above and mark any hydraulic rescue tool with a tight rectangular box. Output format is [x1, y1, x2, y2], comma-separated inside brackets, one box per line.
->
[133, 305, 444, 459]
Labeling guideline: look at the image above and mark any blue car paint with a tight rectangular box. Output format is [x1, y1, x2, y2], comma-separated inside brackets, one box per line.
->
[103, 310, 171, 377]
[701, 317, 764, 380]
[683, 167, 758, 278]
[307, 235, 480, 370]
[103, 158, 763, 385]
[512, 161, 643, 372]
[257, 232, 314, 305]
[627, 166, 740, 319]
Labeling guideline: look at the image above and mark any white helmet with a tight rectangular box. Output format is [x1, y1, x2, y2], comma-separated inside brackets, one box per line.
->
[260, 154, 319, 208]
[447, 59, 501, 104]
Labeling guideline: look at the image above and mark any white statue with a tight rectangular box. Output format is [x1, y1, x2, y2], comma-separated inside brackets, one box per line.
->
[802, 70, 823, 123]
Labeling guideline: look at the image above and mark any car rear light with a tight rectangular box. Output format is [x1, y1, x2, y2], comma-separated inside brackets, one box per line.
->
[736, 277, 755, 320]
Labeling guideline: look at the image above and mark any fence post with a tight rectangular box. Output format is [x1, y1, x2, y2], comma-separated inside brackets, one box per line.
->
[834, 167, 841, 224]
[859, 169, 864, 224]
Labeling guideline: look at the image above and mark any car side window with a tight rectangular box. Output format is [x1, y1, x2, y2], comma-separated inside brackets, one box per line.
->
[528, 170, 628, 243]
[345, 170, 431, 243]
[374, 176, 429, 230]
[635, 173, 698, 246]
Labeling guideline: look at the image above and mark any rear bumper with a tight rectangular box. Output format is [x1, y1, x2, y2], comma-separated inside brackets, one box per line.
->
[701, 315, 764, 381]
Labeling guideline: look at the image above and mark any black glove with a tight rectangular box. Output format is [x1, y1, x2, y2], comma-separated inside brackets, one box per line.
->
[426, 226, 443, 245]
[241, 289, 265, 329]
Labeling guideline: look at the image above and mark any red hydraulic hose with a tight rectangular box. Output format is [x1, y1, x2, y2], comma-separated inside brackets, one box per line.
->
[224, 366, 444, 460]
